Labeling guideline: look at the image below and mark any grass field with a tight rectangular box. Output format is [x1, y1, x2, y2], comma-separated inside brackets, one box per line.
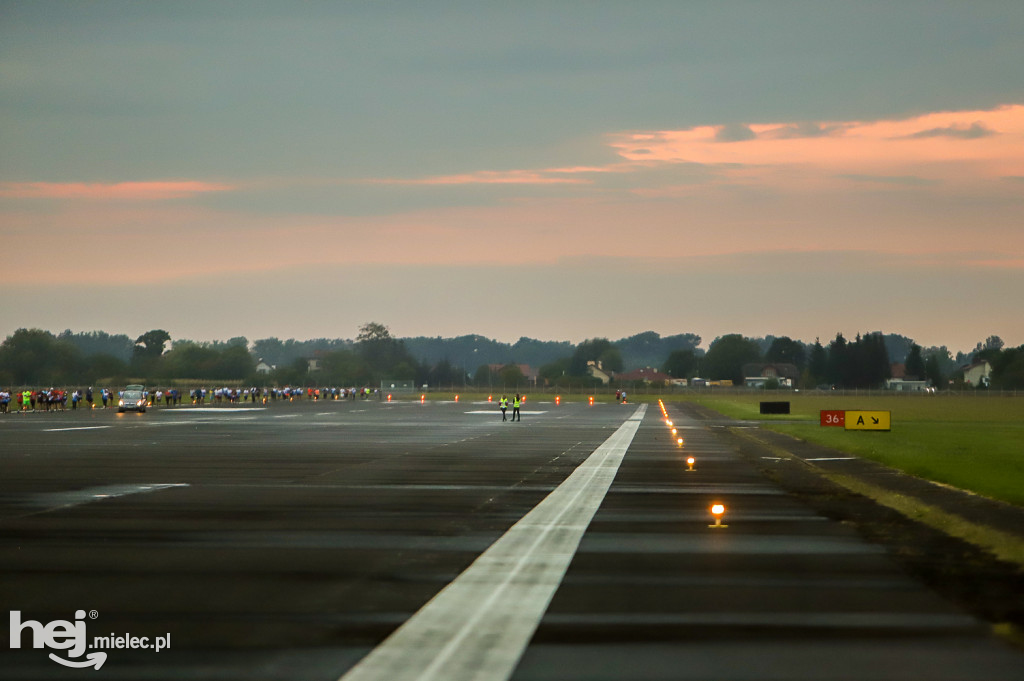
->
[672, 393, 1024, 506]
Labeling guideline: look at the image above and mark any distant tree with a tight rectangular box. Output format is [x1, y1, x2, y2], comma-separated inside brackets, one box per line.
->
[662, 349, 698, 379]
[976, 335, 1005, 353]
[82, 353, 129, 383]
[160, 341, 219, 379]
[904, 344, 925, 379]
[568, 338, 615, 376]
[826, 333, 849, 386]
[0, 328, 83, 385]
[859, 332, 892, 388]
[807, 338, 828, 386]
[213, 345, 255, 380]
[923, 353, 945, 389]
[613, 331, 702, 371]
[881, 333, 915, 364]
[765, 336, 805, 369]
[538, 357, 571, 385]
[703, 335, 762, 383]
[473, 364, 496, 387]
[991, 345, 1024, 389]
[356, 322, 417, 382]
[320, 348, 363, 385]
[499, 364, 526, 387]
[58, 330, 134, 362]
[134, 329, 171, 359]
[827, 332, 891, 388]
[357, 322, 391, 344]
[428, 359, 462, 387]
[270, 357, 311, 386]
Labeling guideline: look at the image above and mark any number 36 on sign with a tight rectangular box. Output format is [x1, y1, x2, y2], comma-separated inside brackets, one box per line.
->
[820, 410, 845, 427]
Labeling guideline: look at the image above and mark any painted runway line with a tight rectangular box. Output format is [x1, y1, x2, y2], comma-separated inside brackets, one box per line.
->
[338, 404, 647, 681]
[42, 426, 112, 432]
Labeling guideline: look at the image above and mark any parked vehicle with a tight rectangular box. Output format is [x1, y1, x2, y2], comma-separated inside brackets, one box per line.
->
[118, 386, 147, 413]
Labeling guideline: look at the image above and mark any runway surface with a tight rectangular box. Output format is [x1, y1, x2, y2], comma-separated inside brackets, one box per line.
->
[1, 398, 1022, 680]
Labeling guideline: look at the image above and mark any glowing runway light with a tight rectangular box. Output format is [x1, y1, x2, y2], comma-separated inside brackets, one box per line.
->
[556, 396, 561, 405]
[687, 457, 695, 471]
[709, 503, 728, 528]
[455, 395, 459, 402]
[421, 394, 425, 404]
[677, 437, 684, 447]
[589, 396, 594, 405]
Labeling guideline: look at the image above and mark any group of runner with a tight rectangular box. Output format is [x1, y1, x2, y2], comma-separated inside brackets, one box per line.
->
[0, 385, 381, 414]
[191, 386, 377, 404]
[0, 387, 118, 413]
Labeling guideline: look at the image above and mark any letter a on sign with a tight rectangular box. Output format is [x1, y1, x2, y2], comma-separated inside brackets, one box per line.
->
[845, 411, 891, 431]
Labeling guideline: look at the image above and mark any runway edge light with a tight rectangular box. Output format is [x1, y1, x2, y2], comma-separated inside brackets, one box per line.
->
[709, 503, 727, 528]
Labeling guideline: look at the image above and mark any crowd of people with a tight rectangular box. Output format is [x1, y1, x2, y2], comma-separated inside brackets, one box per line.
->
[0, 386, 381, 414]
[0, 387, 118, 412]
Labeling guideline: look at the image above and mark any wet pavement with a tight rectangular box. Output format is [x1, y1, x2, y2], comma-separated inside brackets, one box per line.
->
[1, 398, 1021, 680]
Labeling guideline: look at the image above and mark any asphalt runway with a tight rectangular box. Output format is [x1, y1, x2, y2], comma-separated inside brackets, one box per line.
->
[1, 398, 1022, 680]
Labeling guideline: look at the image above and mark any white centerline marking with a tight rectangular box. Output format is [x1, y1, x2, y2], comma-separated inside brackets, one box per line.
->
[7, 483, 190, 520]
[43, 426, 112, 432]
[805, 457, 858, 462]
[338, 404, 647, 681]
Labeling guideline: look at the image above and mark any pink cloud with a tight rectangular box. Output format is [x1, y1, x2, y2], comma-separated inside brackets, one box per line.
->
[365, 170, 590, 186]
[607, 104, 1024, 183]
[0, 180, 234, 200]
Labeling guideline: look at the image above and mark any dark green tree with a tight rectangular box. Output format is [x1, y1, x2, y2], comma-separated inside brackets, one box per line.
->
[568, 338, 615, 376]
[356, 322, 417, 382]
[499, 364, 526, 387]
[765, 336, 805, 369]
[662, 349, 698, 379]
[703, 335, 762, 384]
[538, 357, 571, 385]
[807, 338, 828, 386]
[924, 353, 945, 390]
[905, 344, 925, 379]
[991, 345, 1024, 389]
[474, 364, 497, 387]
[0, 328, 83, 385]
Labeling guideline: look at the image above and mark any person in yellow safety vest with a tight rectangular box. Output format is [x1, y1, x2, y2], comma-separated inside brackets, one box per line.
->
[512, 394, 521, 422]
[499, 395, 509, 421]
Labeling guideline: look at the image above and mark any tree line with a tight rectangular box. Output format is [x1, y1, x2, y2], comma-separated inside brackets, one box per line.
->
[1, 325, 1021, 390]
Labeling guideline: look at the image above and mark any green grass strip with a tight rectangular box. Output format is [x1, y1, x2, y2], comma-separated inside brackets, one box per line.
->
[731, 428, 1024, 568]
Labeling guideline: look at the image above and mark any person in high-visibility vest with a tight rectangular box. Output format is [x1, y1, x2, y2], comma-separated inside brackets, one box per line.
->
[499, 395, 509, 421]
[512, 394, 521, 422]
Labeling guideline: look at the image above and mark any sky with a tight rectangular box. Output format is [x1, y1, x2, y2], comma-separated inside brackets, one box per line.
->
[2, 1, 1022, 353]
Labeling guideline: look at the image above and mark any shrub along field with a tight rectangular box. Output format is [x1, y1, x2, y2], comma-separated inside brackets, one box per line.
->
[675, 393, 1024, 507]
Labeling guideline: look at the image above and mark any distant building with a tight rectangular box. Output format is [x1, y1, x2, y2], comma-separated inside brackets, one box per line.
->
[962, 360, 992, 387]
[742, 363, 800, 388]
[615, 367, 671, 385]
[885, 378, 930, 392]
[255, 360, 275, 375]
[586, 360, 612, 385]
[487, 363, 538, 384]
[307, 358, 321, 373]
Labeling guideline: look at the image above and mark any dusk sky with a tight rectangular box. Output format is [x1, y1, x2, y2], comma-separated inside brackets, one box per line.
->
[2, 1, 1022, 352]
